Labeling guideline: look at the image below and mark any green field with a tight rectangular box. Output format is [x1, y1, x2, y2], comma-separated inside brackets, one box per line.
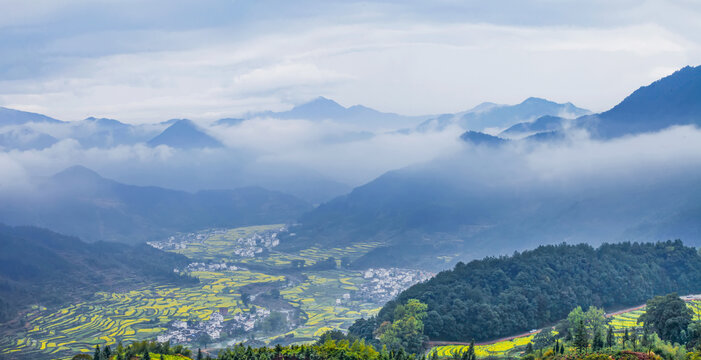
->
[0, 225, 387, 359]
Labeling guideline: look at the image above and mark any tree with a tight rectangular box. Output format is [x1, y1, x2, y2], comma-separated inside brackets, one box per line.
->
[103, 346, 112, 360]
[567, 306, 607, 339]
[623, 329, 630, 347]
[142, 349, 150, 360]
[94, 345, 101, 360]
[241, 293, 251, 306]
[197, 333, 212, 349]
[606, 325, 614, 348]
[592, 326, 604, 351]
[466, 339, 475, 360]
[197, 348, 203, 360]
[376, 299, 429, 354]
[525, 342, 534, 354]
[573, 319, 589, 353]
[638, 293, 693, 344]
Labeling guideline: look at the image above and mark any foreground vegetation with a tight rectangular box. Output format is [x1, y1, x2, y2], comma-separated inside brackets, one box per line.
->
[354, 241, 701, 342]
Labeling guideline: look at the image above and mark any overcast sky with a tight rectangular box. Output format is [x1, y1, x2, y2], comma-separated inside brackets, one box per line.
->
[1, 0, 700, 123]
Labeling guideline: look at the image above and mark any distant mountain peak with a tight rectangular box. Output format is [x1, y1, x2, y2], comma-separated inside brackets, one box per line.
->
[290, 96, 346, 114]
[83, 117, 129, 128]
[583, 64, 701, 138]
[147, 119, 223, 149]
[520, 97, 555, 105]
[52, 165, 104, 182]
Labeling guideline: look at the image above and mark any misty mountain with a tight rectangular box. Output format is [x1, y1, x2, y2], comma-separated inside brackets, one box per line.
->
[287, 155, 701, 270]
[0, 166, 311, 244]
[417, 97, 590, 133]
[285, 67, 701, 269]
[148, 119, 223, 148]
[459, 131, 508, 146]
[499, 115, 566, 138]
[214, 117, 245, 126]
[0, 107, 64, 126]
[0, 127, 58, 150]
[71, 117, 160, 148]
[252, 96, 430, 129]
[0, 224, 195, 322]
[578, 65, 701, 138]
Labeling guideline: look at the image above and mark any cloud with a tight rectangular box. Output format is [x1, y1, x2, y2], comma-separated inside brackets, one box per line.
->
[0, 2, 699, 122]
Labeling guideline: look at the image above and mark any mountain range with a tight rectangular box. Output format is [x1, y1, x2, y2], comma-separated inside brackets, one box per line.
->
[416, 97, 590, 133]
[0, 166, 312, 244]
[283, 65, 701, 269]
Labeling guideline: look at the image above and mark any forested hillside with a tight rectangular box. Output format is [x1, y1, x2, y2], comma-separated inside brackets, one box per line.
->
[0, 225, 196, 323]
[350, 241, 701, 342]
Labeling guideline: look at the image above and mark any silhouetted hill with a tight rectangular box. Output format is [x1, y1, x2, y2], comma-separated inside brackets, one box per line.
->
[459, 131, 508, 146]
[579, 65, 701, 138]
[0, 166, 311, 243]
[0, 224, 195, 322]
[0, 107, 64, 125]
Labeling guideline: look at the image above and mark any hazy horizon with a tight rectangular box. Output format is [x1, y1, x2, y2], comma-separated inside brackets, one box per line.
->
[1, 1, 700, 123]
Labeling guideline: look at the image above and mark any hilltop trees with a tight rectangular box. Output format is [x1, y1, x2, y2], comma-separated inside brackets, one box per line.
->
[638, 293, 693, 344]
[359, 241, 701, 342]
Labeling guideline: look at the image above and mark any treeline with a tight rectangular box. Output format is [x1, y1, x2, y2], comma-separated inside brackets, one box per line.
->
[74, 338, 426, 360]
[351, 240, 701, 342]
[0, 224, 198, 323]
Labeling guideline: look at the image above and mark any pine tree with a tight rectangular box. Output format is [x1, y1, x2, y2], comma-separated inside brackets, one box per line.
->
[574, 319, 589, 353]
[197, 348, 203, 360]
[560, 344, 565, 354]
[592, 327, 604, 351]
[142, 349, 150, 360]
[642, 327, 650, 348]
[104, 345, 112, 360]
[94, 345, 102, 360]
[466, 339, 475, 360]
[554, 340, 559, 353]
[606, 325, 614, 348]
[623, 329, 630, 347]
[525, 343, 534, 354]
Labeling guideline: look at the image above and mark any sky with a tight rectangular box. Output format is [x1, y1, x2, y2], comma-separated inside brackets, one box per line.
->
[1, 0, 700, 123]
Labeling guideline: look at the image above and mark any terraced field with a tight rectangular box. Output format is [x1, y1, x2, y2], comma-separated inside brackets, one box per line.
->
[275, 271, 381, 341]
[429, 334, 536, 358]
[0, 270, 284, 358]
[0, 225, 387, 359]
[239, 243, 383, 269]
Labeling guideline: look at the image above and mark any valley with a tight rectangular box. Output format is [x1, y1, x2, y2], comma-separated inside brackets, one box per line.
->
[0, 225, 431, 359]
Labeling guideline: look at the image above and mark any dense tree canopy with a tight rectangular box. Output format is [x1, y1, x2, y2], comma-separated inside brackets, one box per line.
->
[351, 241, 701, 342]
[638, 293, 693, 344]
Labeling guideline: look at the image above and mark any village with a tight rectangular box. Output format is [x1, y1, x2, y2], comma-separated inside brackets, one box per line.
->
[156, 307, 272, 345]
[356, 268, 434, 303]
[148, 226, 285, 258]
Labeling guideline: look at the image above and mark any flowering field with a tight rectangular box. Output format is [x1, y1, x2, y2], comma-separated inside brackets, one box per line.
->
[0, 225, 387, 359]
